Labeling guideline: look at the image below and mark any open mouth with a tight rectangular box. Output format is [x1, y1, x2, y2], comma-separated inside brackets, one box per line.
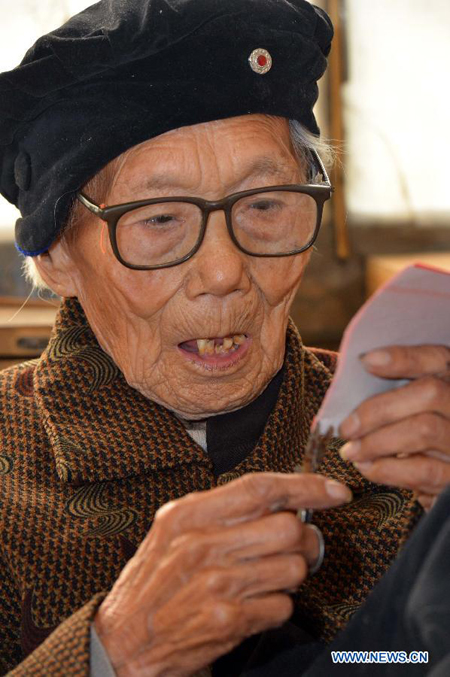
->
[178, 334, 250, 367]
[179, 334, 246, 356]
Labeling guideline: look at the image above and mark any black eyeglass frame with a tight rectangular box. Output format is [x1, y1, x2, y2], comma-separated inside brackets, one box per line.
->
[76, 149, 334, 271]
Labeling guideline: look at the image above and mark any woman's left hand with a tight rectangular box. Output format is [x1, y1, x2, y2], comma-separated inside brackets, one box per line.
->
[339, 344, 450, 511]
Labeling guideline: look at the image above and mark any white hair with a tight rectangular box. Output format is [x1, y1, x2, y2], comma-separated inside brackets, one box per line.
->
[23, 119, 334, 292]
[288, 119, 335, 174]
[23, 253, 49, 292]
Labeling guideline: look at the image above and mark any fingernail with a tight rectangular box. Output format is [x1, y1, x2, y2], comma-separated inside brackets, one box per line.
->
[354, 461, 373, 472]
[339, 440, 360, 461]
[340, 413, 360, 438]
[326, 479, 352, 502]
[361, 350, 391, 367]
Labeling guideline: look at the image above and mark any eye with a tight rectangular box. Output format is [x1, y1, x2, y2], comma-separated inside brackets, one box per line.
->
[147, 214, 177, 225]
[136, 213, 183, 229]
[249, 199, 280, 211]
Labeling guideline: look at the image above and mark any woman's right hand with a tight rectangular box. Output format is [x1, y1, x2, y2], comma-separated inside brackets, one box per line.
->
[94, 472, 351, 676]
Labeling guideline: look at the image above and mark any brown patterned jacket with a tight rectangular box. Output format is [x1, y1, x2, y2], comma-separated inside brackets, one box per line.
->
[0, 299, 422, 675]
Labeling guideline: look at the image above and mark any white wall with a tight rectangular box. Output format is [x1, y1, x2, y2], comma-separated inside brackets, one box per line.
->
[344, 0, 450, 225]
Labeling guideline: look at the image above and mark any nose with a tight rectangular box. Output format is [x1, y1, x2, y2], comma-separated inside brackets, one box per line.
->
[184, 209, 250, 300]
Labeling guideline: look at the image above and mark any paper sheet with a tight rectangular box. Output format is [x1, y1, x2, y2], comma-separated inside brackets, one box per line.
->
[315, 264, 450, 435]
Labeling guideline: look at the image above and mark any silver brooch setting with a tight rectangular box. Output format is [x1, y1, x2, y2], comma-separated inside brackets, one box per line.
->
[248, 48, 273, 75]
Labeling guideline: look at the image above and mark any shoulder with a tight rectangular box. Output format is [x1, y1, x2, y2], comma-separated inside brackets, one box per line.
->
[0, 359, 39, 460]
[299, 346, 338, 423]
[0, 359, 38, 406]
[302, 346, 338, 393]
[305, 346, 338, 374]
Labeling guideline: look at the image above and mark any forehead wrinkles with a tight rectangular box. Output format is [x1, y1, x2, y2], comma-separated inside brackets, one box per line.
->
[106, 145, 150, 198]
[101, 116, 300, 200]
[108, 136, 204, 197]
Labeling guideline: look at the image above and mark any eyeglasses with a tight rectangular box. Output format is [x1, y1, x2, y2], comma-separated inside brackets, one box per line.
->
[77, 150, 333, 270]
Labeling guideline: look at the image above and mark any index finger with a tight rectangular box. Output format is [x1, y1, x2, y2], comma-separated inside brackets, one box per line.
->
[361, 344, 450, 379]
[157, 472, 352, 533]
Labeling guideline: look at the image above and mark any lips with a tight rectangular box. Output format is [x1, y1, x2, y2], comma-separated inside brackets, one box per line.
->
[179, 334, 247, 356]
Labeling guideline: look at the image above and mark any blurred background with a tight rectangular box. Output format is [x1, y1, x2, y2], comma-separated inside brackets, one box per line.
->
[1, 0, 450, 367]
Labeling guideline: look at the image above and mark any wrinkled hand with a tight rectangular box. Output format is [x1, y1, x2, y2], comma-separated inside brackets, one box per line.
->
[94, 473, 351, 677]
[340, 344, 450, 510]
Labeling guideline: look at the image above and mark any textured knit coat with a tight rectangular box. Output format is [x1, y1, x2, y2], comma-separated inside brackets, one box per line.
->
[0, 299, 423, 675]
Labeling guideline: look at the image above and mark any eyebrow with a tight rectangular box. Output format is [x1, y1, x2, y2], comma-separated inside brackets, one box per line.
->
[127, 156, 301, 198]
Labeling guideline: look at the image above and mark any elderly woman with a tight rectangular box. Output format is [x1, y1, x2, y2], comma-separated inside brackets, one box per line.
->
[1, 0, 450, 675]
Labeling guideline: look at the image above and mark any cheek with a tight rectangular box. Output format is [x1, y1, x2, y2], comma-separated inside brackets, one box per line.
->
[251, 253, 309, 306]
[71, 230, 184, 321]
[105, 266, 183, 319]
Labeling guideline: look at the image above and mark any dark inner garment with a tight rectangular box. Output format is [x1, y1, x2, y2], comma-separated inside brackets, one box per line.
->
[206, 365, 285, 478]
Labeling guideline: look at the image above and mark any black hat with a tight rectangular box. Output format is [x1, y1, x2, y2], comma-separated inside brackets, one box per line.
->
[0, 0, 333, 256]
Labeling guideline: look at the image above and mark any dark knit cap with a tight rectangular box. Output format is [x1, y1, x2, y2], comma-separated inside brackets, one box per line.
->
[0, 0, 333, 256]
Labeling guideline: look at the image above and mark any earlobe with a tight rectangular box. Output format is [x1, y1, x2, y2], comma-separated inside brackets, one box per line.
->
[33, 241, 79, 298]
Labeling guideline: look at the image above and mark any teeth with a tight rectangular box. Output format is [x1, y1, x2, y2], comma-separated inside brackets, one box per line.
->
[197, 339, 208, 356]
[195, 334, 247, 356]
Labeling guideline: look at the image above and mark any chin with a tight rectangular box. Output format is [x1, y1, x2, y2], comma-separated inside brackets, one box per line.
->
[122, 335, 284, 419]
[148, 369, 281, 421]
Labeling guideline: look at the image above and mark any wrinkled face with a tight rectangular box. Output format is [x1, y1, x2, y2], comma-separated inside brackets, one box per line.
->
[44, 115, 311, 418]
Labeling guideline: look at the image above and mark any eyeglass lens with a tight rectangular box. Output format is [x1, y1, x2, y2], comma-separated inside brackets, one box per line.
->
[116, 202, 202, 267]
[115, 191, 318, 267]
[231, 191, 317, 255]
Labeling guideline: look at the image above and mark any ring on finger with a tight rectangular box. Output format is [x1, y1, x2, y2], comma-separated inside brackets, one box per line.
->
[308, 524, 325, 575]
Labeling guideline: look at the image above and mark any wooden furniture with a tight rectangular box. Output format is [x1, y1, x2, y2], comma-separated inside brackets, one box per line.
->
[327, 0, 351, 260]
[366, 253, 450, 297]
[0, 297, 59, 369]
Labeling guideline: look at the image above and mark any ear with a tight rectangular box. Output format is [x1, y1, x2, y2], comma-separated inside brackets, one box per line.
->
[33, 239, 79, 298]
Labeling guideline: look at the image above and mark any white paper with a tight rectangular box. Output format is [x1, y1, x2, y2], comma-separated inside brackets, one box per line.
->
[315, 264, 450, 435]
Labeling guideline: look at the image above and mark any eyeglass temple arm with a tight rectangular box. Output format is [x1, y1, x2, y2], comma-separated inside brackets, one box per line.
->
[77, 191, 106, 216]
[309, 149, 333, 189]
